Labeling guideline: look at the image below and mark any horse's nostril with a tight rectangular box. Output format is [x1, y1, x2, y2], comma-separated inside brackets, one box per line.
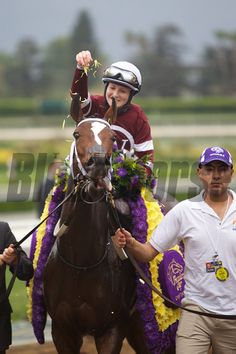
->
[105, 157, 111, 166]
[87, 157, 95, 167]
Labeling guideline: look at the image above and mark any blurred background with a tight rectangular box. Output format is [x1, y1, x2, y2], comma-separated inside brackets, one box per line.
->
[1, 0, 236, 347]
[1, 0, 236, 220]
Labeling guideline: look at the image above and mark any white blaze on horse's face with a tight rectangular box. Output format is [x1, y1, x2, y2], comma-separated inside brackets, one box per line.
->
[88, 121, 113, 158]
[73, 118, 114, 177]
[91, 122, 106, 145]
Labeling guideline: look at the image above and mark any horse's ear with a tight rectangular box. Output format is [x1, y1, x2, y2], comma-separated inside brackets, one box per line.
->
[104, 97, 117, 125]
[70, 94, 84, 124]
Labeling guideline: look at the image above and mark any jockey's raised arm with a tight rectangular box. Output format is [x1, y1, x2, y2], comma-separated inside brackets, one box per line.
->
[70, 49, 154, 175]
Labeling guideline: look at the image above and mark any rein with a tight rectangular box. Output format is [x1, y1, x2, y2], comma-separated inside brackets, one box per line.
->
[79, 179, 107, 204]
[14, 185, 78, 248]
[57, 241, 110, 271]
[56, 179, 111, 270]
[0, 251, 21, 304]
[107, 192, 236, 320]
[3, 184, 78, 301]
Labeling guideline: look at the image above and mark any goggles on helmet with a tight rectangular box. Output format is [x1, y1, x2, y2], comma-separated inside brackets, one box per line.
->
[103, 66, 139, 91]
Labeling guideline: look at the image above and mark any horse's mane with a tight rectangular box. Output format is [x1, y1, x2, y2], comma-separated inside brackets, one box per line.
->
[87, 113, 103, 119]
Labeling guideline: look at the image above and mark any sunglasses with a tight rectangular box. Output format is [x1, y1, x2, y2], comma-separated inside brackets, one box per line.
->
[103, 66, 138, 86]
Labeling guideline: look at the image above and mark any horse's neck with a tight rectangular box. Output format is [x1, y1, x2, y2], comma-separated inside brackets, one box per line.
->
[57, 199, 110, 268]
[60, 195, 109, 243]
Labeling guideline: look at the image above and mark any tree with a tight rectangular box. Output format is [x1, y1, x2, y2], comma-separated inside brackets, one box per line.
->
[197, 30, 236, 95]
[5, 38, 41, 97]
[33, 10, 102, 97]
[125, 25, 186, 96]
[40, 37, 72, 97]
[41, 10, 102, 94]
[0, 53, 12, 96]
[0, 10, 102, 98]
[70, 10, 100, 70]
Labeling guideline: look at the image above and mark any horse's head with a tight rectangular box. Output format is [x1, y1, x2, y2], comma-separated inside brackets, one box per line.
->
[73, 118, 115, 184]
[69, 97, 117, 197]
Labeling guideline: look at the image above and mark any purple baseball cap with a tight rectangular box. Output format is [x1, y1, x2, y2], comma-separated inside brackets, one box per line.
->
[199, 146, 233, 167]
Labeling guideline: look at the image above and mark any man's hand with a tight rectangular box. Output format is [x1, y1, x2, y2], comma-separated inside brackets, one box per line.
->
[0, 244, 17, 266]
[113, 228, 158, 263]
[113, 228, 135, 248]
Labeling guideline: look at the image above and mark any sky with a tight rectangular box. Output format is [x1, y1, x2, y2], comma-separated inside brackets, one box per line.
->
[1, 0, 236, 64]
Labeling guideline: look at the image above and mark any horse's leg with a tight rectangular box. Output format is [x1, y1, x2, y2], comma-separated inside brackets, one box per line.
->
[94, 327, 124, 354]
[51, 320, 83, 354]
[164, 345, 176, 354]
[125, 311, 150, 354]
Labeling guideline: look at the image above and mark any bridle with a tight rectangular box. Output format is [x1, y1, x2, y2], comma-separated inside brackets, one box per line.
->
[56, 118, 114, 268]
[55, 173, 112, 271]
[68, 118, 113, 204]
[79, 178, 108, 204]
[3, 118, 113, 299]
[69, 118, 113, 180]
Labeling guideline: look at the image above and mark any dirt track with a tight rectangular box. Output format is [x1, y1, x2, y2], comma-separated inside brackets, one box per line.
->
[8, 337, 135, 353]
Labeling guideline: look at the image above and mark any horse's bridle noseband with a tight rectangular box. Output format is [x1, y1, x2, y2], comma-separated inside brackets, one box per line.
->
[78, 177, 109, 204]
[55, 175, 112, 271]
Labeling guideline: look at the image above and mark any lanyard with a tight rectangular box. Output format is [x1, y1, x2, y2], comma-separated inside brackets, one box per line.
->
[202, 192, 230, 257]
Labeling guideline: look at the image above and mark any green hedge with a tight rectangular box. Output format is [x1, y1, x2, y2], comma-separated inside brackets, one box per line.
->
[135, 96, 236, 114]
[0, 98, 40, 116]
[0, 201, 36, 212]
[1, 96, 236, 116]
[0, 98, 69, 116]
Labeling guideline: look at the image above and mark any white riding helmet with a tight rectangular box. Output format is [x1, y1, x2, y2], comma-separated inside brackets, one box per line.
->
[102, 61, 142, 94]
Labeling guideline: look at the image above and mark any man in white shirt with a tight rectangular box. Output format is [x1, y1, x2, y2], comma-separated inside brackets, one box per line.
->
[113, 146, 236, 354]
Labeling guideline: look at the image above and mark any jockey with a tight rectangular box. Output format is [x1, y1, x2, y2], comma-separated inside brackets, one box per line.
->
[70, 50, 154, 175]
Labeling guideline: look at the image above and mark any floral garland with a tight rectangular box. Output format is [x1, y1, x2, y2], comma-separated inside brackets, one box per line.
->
[27, 152, 182, 349]
[127, 188, 180, 353]
[27, 165, 69, 344]
[143, 189, 181, 331]
[112, 150, 156, 199]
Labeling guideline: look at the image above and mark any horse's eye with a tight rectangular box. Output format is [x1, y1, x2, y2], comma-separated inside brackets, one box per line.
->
[73, 132, 80, 140]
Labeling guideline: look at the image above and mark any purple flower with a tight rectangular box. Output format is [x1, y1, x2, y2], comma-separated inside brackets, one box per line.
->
[135, 220, 148, 233]
[127, 194, 177, 353]
[114, 156, 123, 163]
[31, 170, 67, 344]
[117, 167, 127, 177]
[131, 175, 139, 186]
[113, 142, 118, 151]
[131, 207, 144, 217]
[29, 232, 37, 262]
[150, 178, 157, 189]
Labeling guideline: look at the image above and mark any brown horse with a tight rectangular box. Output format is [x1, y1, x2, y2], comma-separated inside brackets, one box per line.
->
[43, 100, 154, 354]
[43, 98, 177, 354]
